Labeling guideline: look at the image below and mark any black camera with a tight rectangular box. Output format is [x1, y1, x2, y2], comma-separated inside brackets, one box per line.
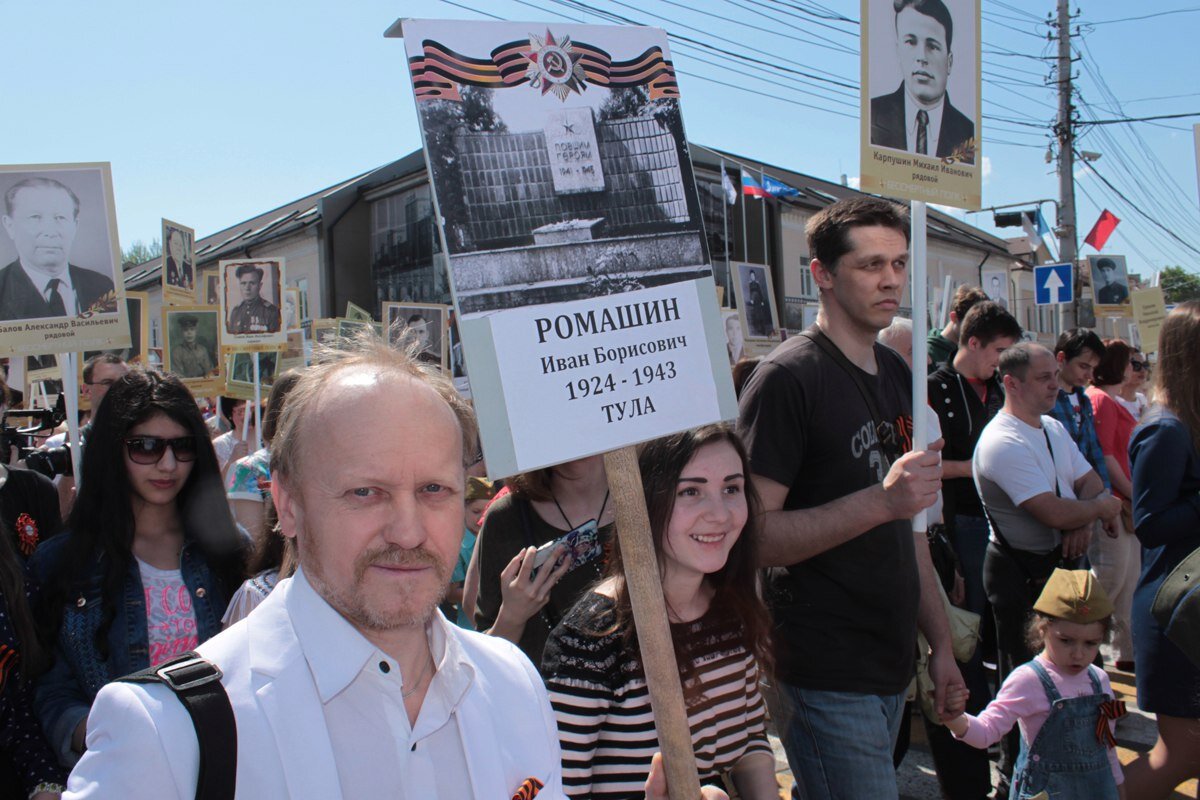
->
[2, 396, 69, 476]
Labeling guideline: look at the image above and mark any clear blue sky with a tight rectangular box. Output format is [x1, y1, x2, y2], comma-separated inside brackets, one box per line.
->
[4, 0, 1198, 278]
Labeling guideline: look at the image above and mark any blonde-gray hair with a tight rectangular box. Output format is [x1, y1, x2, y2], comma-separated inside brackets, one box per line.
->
[269, 326, 478, 485]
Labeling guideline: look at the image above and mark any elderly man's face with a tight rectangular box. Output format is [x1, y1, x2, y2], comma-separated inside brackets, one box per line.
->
[168, 231, 185, 262]
[896, 7, 952, 106]
[1, 186, 78, 275]
[239, 274, 263, 302]
[275, 369, 465, 633]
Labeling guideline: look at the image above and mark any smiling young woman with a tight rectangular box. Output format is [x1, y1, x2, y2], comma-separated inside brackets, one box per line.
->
[541, 424, 778, 800]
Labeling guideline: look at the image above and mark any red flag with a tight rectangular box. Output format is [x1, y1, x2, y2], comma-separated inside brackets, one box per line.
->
[1084, 209, 1120, 251]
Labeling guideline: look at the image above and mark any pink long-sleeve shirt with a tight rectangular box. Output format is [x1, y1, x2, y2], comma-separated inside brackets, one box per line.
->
[953, 655, 1123, 784]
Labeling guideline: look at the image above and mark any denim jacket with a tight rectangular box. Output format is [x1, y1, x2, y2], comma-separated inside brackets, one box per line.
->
[1051, 386, 1112, 490]
[28, 532, 230, 766]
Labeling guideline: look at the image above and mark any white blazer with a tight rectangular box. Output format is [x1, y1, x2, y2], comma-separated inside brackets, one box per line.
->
[65, 576, 566, 799]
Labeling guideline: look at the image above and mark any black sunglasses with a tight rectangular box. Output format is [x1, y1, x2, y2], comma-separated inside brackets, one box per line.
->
[124, 436, 198, 465]
[1131, 360, 1147, 372]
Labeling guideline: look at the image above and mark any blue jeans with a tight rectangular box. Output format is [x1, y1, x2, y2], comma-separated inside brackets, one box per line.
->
[771, 680, 906, 800]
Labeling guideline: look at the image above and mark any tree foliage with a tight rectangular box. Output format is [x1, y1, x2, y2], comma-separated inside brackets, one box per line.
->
[122, 238, 161, 269]
[1160, 266, 1200, 304]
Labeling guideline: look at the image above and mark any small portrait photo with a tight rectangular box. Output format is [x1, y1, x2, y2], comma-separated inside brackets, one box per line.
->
[283, 287, 301, 331]
[336, 318, 381, 340]
[722, 309, 745, 365]
[229, 350, 278, 385]
[0, 165, 121, 324]
[309, 318, 339, 347]
[84, 291, 148, 364]
[982, 270, 1009, 311]
[866, 0, 977, 164]
[734, 262, 778, 340]
[164, 307, 220, 381]
[345, 301, 374, 323]
[200, 269, 221, 306]
[1088, 254, 1130, 307]
[219, 258, 285, 347]
[161, 219, 196, 301]
[383, 302, 448, 368]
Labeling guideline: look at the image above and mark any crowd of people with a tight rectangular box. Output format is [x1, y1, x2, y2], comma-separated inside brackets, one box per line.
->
[0, 196, 1196, 799]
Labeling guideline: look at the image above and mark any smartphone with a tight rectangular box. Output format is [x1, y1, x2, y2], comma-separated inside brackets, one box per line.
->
[530, 518, 602, 580]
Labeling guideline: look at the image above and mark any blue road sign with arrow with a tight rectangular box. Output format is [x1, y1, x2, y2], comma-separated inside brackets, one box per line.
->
[1035, 263, 1073, 306]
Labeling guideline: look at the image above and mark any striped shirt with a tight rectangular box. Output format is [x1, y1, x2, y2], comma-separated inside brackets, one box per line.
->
[542, 592, 771, 798]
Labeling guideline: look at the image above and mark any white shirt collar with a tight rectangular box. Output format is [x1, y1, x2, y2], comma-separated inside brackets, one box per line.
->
[289, 567, 474, 706]
[904, 90, 945, 156]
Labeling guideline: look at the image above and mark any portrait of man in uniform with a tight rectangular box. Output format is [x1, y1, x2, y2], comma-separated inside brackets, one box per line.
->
[167, 311, 218, 379]
[0, 176, 116, 321]
[164, 224, 194, 292]
[1091, 256, 1129, 306]
[224, 261, 281, 336]
[869, 0, 975, 164]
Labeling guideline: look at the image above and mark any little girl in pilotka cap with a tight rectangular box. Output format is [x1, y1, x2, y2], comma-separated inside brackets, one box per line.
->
[944, 569, 1127, 800]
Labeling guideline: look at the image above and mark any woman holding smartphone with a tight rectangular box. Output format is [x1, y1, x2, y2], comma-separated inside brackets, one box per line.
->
[541, 424, 777, 799]
[474, 456, 615, 666]
[30, 371, 244, 766]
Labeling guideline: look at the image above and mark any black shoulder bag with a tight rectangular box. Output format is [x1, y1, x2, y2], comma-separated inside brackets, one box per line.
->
[121, 652, 236, 800]
[982, 426, 1066, 602]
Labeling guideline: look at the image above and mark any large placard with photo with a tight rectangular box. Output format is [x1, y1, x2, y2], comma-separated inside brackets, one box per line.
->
[218, 258, 286, 352]
[0, 163, 130, 356]
[403, 19, 737, 476]
[859, 0, 981, 209]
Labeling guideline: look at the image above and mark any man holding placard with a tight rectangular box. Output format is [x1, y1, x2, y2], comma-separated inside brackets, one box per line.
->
[738, 197, 961, 799]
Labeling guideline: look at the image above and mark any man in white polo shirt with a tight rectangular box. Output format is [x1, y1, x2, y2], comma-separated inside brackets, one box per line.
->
[973, 341, 1121, 798]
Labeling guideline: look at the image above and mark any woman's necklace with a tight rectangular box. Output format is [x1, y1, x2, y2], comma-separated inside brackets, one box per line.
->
[401, 656, 435, 699]
[552, 489, 610, 530]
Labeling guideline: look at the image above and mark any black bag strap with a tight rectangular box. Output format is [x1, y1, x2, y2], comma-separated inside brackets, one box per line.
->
[122, 652, 236, 800]
[800, 328, 895, 470]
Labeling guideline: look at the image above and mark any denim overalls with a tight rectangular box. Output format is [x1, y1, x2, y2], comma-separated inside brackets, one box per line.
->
[1011, 660, 1120, 800]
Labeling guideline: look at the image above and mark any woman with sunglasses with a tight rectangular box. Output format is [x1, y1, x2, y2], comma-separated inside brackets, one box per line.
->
[1117, 348, 1149, 421]
[28, 370, 244, 767]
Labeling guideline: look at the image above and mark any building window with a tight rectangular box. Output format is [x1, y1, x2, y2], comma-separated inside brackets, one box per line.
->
[369, 184, 448, 307]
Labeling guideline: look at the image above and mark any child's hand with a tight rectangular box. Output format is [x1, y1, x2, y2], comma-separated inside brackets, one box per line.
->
[942, 684, 970, 718]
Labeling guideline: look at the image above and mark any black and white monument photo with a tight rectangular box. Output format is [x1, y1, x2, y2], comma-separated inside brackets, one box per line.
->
[868, 0, 976, 164]
[411, 29, 712, 318]
[735, 262, 778, 339]
[165, 308, 219, 379]
[162, 219, 196, 303]
[1089, 254, 1130, 307]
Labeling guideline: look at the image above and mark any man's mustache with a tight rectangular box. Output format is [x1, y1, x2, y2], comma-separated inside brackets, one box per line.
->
[355, 545, 443, 579]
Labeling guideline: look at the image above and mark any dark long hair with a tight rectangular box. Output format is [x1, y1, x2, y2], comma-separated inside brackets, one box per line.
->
[1153, 300, 1200, 454]
[0, 520, 46, 679]
[603, 424, 774, 683]
[48, 370, 244, 659]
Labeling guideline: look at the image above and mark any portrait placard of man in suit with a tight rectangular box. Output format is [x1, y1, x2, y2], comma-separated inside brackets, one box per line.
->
[870, 0, 975, 164]
[0, 176, 116, 321]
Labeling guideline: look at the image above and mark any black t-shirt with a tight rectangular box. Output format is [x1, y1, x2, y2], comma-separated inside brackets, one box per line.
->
[0, 466, 62, 561]
[736, 329, 919, 695]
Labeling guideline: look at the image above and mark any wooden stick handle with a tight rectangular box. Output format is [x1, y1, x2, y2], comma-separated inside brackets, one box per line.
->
[603, 446, 702, 800]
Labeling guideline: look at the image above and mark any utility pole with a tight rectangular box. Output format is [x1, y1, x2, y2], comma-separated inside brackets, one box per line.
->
[1053, 0, 1078, 328]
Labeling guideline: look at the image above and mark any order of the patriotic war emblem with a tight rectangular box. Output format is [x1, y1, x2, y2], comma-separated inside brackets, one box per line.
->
[522, 30, 586, 100]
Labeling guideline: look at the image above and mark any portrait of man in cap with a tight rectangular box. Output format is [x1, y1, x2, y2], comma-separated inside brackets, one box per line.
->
[869, 0, 976, 163]
[168, 311, 217, 379]
[1091, 256, 1129, 305]
[0, 175, 116, 321]
[226, 261, 281, 335]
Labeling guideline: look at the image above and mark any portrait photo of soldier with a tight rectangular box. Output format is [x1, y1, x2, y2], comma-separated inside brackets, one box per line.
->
[1090, 255, 1130, 306]
[166, 310, 218, 379]
[163, 222, 194, 293]
[384, 302, 447, 368]
[223, 260, 282, 337]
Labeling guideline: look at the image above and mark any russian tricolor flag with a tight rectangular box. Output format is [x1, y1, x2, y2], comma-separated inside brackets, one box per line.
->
[741, 172, 769, 199]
